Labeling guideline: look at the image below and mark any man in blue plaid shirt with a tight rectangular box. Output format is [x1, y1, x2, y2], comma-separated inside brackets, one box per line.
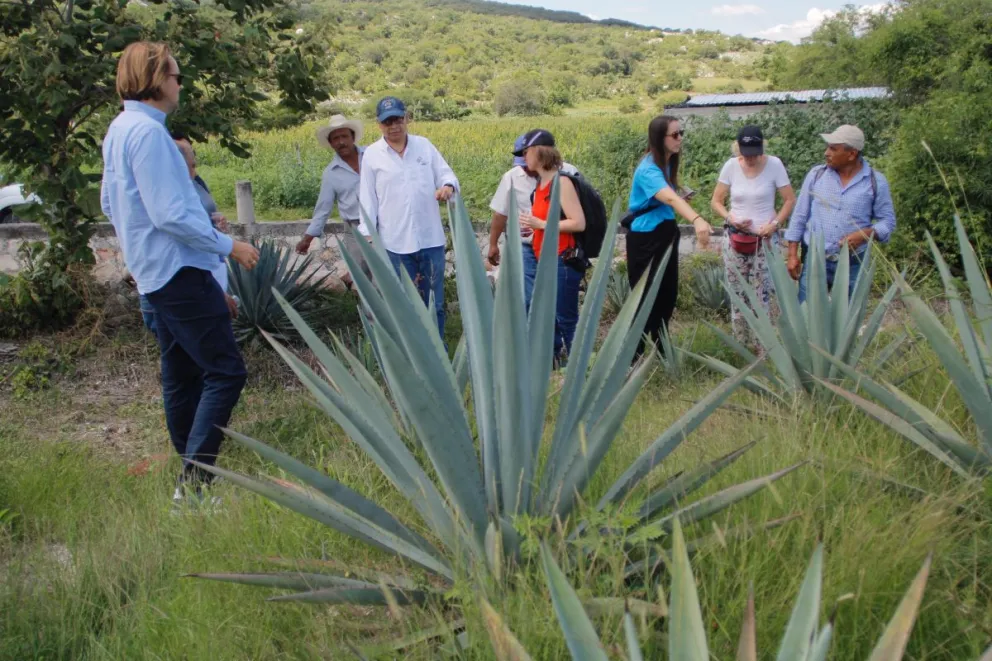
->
[785, 125, 897, 303]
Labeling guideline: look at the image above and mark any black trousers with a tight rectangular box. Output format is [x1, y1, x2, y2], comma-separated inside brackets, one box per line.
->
[626, 221, 680, 356]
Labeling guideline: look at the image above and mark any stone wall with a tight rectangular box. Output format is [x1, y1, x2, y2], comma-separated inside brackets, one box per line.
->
[0, 220, 725, 286]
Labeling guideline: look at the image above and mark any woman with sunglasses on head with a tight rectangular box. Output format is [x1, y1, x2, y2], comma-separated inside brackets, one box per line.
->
[710, 125, 796, 349]
[625, 115, 712, 357]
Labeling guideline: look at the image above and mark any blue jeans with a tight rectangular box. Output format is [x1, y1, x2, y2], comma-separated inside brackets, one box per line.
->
[554, 255, 583, 360]
[798, 252, 864, 304]
[387, 246, 446, 338]
[522, 243, 538, 313]
[139, 294, 156, 335]
[144, 267, 248, 485]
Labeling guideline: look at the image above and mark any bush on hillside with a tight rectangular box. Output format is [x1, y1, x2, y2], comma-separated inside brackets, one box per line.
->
[492, 76, 547, 116]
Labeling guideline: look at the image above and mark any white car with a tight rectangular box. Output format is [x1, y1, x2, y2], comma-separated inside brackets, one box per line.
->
[0, 182, 41, 223]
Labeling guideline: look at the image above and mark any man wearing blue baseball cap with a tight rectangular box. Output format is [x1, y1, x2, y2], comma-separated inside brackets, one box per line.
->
[358, 96, 459, 338]
[487, 131, 578, 310]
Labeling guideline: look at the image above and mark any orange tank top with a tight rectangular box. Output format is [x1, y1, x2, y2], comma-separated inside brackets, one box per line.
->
[531, 178, 576, 261]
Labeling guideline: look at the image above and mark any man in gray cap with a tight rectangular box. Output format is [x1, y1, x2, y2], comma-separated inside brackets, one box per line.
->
[785, 124, 896, 302]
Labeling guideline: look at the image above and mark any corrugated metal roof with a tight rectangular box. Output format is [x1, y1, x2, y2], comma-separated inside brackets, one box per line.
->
[681, 87, 890, 107]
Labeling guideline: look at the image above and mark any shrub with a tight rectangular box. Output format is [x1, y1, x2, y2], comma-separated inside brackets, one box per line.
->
[617, 96, 642, 114]
[492, 76, 546, 116]
[0, 244, 88, 338]
[656, 90, 691, 109]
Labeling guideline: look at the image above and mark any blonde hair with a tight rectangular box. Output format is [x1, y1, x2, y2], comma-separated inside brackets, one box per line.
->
[531, 145, 563, 171]
[116, 42, 173, 102]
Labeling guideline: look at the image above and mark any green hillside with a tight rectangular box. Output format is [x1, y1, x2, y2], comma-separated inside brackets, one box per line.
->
[269, 0, 770, 123]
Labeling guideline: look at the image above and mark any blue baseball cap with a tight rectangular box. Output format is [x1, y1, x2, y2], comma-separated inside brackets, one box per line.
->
[376, 96, 407, 123]
[512, 134, 527, 167]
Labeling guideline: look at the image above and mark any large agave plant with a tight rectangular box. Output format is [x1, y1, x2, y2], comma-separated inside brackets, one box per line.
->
[687, 236, 902, 400]
[818, 216, 992, 477]
[484, 521, 987, 661]
[227, 238, 333, 344]
[189, 182, 798, 606]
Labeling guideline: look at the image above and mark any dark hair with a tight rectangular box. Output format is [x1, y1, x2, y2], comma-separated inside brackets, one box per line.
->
[169, 130, 189, 142]
[647, 115, 680, 192]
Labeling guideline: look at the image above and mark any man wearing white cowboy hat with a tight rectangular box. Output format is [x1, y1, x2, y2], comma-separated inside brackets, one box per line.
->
[296, 114, 370, 282]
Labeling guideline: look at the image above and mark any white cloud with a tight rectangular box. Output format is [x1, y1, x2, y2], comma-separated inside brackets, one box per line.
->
[711, 4, 764, 16]
[756, 3, 889, 43]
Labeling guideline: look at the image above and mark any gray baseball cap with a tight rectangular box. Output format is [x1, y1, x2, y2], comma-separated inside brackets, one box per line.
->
[820, 124, 865, 151]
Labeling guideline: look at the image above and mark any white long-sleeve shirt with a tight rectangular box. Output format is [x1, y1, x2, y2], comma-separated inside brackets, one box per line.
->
[358, 134, 459, 255]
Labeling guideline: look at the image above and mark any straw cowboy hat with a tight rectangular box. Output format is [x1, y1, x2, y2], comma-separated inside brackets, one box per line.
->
[316, 114, 364, 148]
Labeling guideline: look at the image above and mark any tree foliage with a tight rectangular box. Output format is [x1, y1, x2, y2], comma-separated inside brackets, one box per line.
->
[0, 0, 326, 332]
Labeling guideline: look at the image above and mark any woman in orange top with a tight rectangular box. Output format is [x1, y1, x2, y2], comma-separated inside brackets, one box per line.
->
[518, 129, 586, 362]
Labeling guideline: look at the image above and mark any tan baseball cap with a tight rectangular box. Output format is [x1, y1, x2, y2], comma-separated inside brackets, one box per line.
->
[820, 124, 865, 151]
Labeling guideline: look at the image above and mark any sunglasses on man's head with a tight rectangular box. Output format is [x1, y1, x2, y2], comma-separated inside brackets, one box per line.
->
[667, 130, 685, 139]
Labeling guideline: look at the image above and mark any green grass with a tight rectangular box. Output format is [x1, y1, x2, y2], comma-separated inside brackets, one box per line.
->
[0, 320, 989, 659]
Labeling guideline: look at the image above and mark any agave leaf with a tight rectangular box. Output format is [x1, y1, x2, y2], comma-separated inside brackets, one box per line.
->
[580, 240, 668, 426]
[830, 243, 852, 358]
[257, 556, 417, 589]
[540, 543, 610, 661]
[808, 620, 834, 661]
[892, 269, 992, 449]
[527, 186, 561, 456]
[554, 348, 658, 519]
[371, 328, 489, 545]
[651, 462, 805, 532]
[190, 461, 454, 580]
[681, 349, 786, 401]
[184, 572, 381, 591]
[927, 230, 989, 390]
[775, 543, 823, 661]
[578, 248, 662, 428]
[329, 330, 393, 416]
[955, 215, 992, 354]
[816, 350, 991, 472]
[838, 274, 896, 378]
[493, 191, 533, 515]
[361, 619, 467, 655]
[261, 328, 465, 551]
[450, 195, 501, 514]
[668, 518, 709, 661]
[452, 333, 470, 396]
[542, 196, 622, 504]
[624, 610, 645, 661]
[815, 378, 973, 478]
[866, 554, 931, 661]
[598, 359, 765, 509]
[480, 598, 535, 661]
[725, 261, 804, 390]
[485, 520, 503, 582]
[736, 585, 756, 661]
[268, 586, 431, 605]
[867, 330, 910, 376]
[221, 428, 438, 555]
[766, 249, 810, 373]
[636, 441, 757, 523]
[807, 238, 832, 379]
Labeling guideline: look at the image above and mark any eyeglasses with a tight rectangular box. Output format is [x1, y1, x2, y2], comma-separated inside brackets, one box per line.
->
[168, 73, 184, 86]
[667, 130, 685, 139]
[381, 116, 405, 126]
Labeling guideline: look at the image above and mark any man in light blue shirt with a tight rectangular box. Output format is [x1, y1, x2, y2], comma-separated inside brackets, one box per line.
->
[295, 114, 369, 283]
[785, 124, 897, 303]
[101, 41, 259, 505]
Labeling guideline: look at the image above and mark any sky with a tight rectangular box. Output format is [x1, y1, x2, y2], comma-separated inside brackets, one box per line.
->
[521, 0, 887, 43]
